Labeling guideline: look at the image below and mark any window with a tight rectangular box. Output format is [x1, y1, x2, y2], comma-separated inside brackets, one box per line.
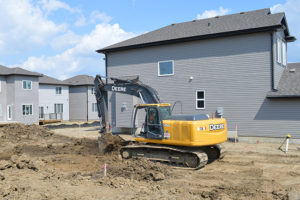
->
[282, 41, 287, 66]
[92, 103, 98, 112]
[22, 104, 33, 115]
[56, 87, 62, 94]
[91, 87, 95, 94]
[277, 39, 282, 64]
[196, 90, 205, 109]
[54, 104, 63, 113]
[7, 105, 12, 120]
[158, 60, 174, 76]
[22, 80, 32, 90]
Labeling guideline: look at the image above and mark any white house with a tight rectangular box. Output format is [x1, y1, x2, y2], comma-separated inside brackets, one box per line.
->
[39, 75, 70, 121]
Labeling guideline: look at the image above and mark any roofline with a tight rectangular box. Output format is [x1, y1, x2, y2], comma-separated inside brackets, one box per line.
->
[39, 82, 70, 86]
[68, 84, 94, 86]
[267, 95, 300, 98]
[97, 24, 283, 54]
[1, 73, 42, 77]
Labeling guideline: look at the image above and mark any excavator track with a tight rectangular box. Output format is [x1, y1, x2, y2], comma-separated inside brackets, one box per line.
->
[120, 144, 209, 169]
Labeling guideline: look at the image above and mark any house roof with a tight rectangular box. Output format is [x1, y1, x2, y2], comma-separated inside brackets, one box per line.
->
[0, 65, 42, 77]
[267, 63, 300, 98]
[97, 8, 295, 53]
[39, 74, 69, 86]
[63, 75, 95, 86]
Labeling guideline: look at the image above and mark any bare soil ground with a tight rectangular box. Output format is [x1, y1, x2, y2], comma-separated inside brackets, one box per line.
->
[0, 124, 300, 200]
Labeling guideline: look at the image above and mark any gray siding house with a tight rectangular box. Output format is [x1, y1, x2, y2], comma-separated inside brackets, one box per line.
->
[63, 75, 98, 121]
[39, 75, 70, 121]
[0, 65, 42, 124]
[97, 8, 300, 139]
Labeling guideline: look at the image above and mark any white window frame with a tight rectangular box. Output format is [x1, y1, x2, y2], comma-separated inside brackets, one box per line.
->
[282, 40, 287, 67]
[158, 60, 174, 76]
[7, 105, 12, 120]
[54, 103, 63, 113]
[196, 90, 205, 110]
[22, 80, 32, 90]
[91, 87, 95, 94]
[22, 104, 33, 116]
[276, 39, 282, 64]
[92, 103, 97, 112]
[56, 86, 62, 95]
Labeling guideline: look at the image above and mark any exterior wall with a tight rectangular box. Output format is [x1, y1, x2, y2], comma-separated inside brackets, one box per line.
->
[87, 86, 98, 120]
[273, 30, 286, 89]
[69, 86, 99, 121]
[0, 76, 7, 121]
[5, 75, 39, 124]
[106, 32, 300, 139]
[39, 85, 69, 120]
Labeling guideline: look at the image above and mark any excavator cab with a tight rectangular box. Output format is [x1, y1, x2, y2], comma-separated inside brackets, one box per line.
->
[132, 104, 171, 140]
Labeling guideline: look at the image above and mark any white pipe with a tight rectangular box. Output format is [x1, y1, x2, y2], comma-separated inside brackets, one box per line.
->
[285, 138, 289, 153]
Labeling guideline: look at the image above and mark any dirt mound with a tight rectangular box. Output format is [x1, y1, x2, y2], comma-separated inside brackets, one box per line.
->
[0, 123, 53, 142]
[107, 158, 168, 181]
[98, 133, 123, 153]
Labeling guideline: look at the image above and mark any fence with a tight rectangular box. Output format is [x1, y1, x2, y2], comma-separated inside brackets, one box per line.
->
[39, 113, 63, 120]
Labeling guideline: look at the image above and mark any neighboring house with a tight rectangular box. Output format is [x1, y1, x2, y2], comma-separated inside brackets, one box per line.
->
[63, 75, 98, 121]
[0, 65, 42, 124]
[97, 8, 300, 139]
[39, 75, 70, 121]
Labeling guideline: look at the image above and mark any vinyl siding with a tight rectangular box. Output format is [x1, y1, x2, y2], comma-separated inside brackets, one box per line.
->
[106, 32, 300, 139]
[39, 85, 70, 120]
[0, 76, 7, 121]
[10, 75, 39, 124]
[69, 86, 99, 121]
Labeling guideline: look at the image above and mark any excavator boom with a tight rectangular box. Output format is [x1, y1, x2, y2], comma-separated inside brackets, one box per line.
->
[94, 75, 160, 132]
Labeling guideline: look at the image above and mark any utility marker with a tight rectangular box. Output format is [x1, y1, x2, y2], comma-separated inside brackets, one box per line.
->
[104, 163, 107, 177]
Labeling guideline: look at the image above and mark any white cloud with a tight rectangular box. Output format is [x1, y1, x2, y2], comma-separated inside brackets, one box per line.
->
[90, 11, 112, 24]
[196, 6, 231, 19]
[20, 23, 136, 79]
[0, 0, 135, 79]
[271, 0, 300, 62]
[0, 0, 66, 54]
[50, 31, 82, 50]
[75, 14, 87, 27]
[39, 0, 79, 13]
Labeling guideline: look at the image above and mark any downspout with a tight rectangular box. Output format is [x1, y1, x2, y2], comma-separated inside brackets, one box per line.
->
[270, 32, 275, 91]
[86, 85, 89, 121]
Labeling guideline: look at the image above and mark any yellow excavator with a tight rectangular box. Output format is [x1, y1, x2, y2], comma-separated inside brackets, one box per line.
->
[94, 75, 227, 169]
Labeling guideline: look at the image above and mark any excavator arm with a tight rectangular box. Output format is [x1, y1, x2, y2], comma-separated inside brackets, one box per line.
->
[94, 75, 161, 133]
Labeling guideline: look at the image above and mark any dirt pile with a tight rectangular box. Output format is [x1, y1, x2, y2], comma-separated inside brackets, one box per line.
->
[88, 157, 169, 182]
[0, 123, 53, 142]
[98, 133, 123, 153]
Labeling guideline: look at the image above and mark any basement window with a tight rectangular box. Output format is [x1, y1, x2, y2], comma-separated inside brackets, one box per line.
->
[196, 90, 205, 109]
[158, 60, 174, 76]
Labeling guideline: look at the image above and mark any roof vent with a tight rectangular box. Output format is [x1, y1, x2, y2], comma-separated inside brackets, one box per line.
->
[215, 16, 219, 18]
[171, 23, 176, 26]
[192, 20, 197, 22]
[208, 22, 211, 27]
[240, 12, 245, 14]
[289, 68, 296, 73]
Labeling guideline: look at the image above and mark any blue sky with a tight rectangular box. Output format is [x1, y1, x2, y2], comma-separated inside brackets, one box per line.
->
[0, 0, 299, 79]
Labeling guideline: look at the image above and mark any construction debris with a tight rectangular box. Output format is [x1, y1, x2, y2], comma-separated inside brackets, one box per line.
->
[0, 124, 299, 199]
